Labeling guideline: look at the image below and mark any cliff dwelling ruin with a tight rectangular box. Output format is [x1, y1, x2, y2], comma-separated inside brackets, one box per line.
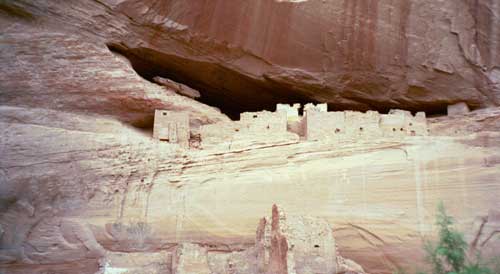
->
[2, 1, 500, 274]
[153, 103, 429, 149]
[153, 110, 190, 148]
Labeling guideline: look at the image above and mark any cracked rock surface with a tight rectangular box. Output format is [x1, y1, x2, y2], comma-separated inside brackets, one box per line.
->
[1, 105, 500, 273]
[1, 1, 500, 274]
[2, 0, 500, 116]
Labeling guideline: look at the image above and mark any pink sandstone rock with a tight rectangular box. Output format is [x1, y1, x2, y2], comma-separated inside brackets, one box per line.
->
[1, 1, 500, 273]
[173, 244, 211, 274]
[1, 0, 500, 117]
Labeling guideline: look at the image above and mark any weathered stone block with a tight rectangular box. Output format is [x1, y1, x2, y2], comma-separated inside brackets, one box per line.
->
[277, 103, 301, 122]
[447, 102, 470, 116]
[153, 110, 190, 148]
[304, 103, 328, 113]
[380, 112, 407, 138]
[305, 111, 346, 141]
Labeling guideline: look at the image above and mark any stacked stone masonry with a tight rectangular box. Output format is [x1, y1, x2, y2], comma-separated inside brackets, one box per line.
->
[199, 110, 295, 149]
[154, 104, 429, 149]
[153, 110, 190, 148]
[304, 105, 428, 141]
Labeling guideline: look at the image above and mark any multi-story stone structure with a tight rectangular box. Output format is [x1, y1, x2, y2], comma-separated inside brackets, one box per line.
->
[277, 103, 303, 136]
[154, 104, 429, 150]
[276, 103, 300, 121]
[302, 103, 428, 141]
[200, 110, 295, 149]
[240, 111, 288, 133]
[380, 109, 428, 137]
[304, 104, 344, 141]
[153, 110, 190, 148]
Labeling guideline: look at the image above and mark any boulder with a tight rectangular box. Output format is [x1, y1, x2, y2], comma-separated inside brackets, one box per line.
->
[447, 102, 471, 116]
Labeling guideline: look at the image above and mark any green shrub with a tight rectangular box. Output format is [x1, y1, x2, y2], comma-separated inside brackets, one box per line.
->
[426, 202, 467, 274]
[395, 202, 497, 274]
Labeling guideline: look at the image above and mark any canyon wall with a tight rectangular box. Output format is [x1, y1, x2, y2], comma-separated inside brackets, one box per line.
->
[1, 0, 500, 116]
[1, 0, 500, 273]
[1, 107, 500, 273]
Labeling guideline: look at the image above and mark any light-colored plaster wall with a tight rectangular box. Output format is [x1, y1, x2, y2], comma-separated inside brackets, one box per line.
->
[153, 110, 190, 147]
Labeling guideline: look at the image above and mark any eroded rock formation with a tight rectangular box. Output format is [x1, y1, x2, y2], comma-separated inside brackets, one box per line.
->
[256, 205, 340, 274]
[1, 1, 500, 274]
[153, 77, 201, 99]
[2, 105, 499, 273]
[1, 0, 500, 117]
[94, 205, 366, 274]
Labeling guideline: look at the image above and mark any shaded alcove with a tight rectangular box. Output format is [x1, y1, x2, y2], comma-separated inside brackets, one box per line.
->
[106, 43, 452, 123]
[106, 43, 315, 120]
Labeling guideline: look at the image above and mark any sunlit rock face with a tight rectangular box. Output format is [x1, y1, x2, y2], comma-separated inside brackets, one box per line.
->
[1, 106, 500, 274]
[0, 25, 229, 128]
[1, 1, 500, 274]
[107, 0, 500, 114]
[2, 0, 500, 116]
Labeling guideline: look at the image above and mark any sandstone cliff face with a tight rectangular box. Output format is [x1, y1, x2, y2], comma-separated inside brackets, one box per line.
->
[0, 22, 228, 128]
[93, 205, 365, 274]
[1, 106, 500, 273]
[106, 0, 500, 113]
[1, 0, 500, 116]
[1, 1, 500, 274]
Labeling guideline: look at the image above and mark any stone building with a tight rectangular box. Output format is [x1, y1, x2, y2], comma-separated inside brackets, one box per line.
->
[304, 104, 344, 141]
[199, 122, 239, 145]
[380, 111, 408, 138]
[196, 103, 429, 149]
[240, 111, 287, 133]
[303, 105, 428, 142]
[153, 110, 190, 147]
[200, 110, 294, 149]
[277, 103, 303, 136]
[304, 103, 327, 113]
[276, 103, 300, 121]
[345, 110, 382, 139]
[407, 112, 428, 136]
[380, 110, 428, 137]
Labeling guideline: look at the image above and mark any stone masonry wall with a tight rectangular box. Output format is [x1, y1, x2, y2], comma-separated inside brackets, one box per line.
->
[153, 110, 190, 147]
[304, 104, 428, 142]
[163, 104, 429, 149]
[200, 110, 294, 149]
